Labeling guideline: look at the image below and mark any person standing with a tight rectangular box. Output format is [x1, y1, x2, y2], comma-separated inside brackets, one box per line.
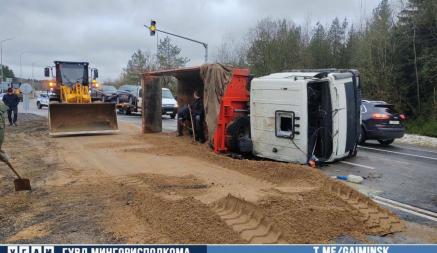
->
[2, 88, 20, 126]
[190, 90, 206, 143]
[0, 100, 9, 162]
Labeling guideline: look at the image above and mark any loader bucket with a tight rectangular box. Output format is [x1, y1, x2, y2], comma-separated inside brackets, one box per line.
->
[49, 103, 119, 136]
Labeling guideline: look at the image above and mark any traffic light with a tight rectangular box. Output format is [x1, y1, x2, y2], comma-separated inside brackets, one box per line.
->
[150, 20, 156, 36]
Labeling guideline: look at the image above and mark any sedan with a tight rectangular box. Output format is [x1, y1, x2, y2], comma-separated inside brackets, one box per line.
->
[359, 100, 406, 145]
[91, 85, 118, 102]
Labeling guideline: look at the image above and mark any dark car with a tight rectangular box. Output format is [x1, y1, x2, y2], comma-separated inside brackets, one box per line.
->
[91, 85, 118, 102]
[359, 100, 406, 145]
[116, 84, 140, 104]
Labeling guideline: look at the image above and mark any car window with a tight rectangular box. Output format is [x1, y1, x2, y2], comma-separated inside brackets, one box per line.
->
[374, 104, 398, 114]
[120, 85, 139, 93]
[102, 85, 117, 92]
[162, 89, 174, 99]
[360, 104, 367, 113]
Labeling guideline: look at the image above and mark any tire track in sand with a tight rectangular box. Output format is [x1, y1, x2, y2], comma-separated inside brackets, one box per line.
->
[211, 195, 288, 244]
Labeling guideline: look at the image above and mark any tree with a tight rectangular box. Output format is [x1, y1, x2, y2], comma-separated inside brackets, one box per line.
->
[246, 18, 303, 76]
[120, 49, 157, 85]
[308, 23, 331, 68]
[1, 65, 15, 81]
[215, 38, 247, 66]
[157, 36, 189, 70]
[391, 0, 437, 117]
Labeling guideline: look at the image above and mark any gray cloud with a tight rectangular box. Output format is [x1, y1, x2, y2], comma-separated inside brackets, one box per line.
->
[0, 0, 382, 80]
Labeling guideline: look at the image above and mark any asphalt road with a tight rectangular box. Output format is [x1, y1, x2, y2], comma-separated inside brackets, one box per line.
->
[323, 140, 437, 226]
[20, 99, 437, 226]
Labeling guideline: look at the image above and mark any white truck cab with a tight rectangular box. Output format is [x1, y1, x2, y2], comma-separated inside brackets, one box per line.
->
[250, 69, 361, 164]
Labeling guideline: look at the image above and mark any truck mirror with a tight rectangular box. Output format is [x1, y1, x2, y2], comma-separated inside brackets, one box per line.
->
[93, 69, 99, 79]
[44, 67, 50, 77]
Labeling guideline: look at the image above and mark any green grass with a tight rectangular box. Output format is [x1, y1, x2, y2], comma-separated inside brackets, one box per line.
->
[404, 118, 437, 138]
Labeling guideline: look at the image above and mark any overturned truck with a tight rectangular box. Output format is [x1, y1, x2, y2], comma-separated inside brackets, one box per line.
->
[142, 65, 361, 164]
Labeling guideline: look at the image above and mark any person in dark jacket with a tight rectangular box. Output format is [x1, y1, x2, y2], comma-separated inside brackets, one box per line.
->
[2, 88, 20, 126]
[176, 91, 206, 143]
[190, 90, 205, 143]
[177, 105, 190, 136]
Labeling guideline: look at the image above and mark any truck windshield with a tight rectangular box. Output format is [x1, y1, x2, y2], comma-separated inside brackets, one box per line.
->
[162, 89, 174, 99]
[59, 63, 86, 84]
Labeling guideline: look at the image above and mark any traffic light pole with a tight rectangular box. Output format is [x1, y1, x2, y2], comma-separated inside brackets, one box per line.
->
[144, 25, 208, 63]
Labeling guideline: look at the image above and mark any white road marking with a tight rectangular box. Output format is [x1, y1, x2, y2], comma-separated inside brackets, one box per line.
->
[340, 161, 375, 170]
[358, 146, 437, 161]
[373, 195, 437, 218]
[393, 145, 437, 155]
[372, 198, 437, 222]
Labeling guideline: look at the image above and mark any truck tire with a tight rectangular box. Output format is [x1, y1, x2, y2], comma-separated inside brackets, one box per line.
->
[124, 108, 131, 115]
[226, 116, 252, 154]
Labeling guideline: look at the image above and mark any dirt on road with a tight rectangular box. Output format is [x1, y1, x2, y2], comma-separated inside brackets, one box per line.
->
[0, 114, 433, 243]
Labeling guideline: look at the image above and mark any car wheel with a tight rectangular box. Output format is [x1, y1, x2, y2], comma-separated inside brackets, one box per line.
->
[124, 108, 131, 115]
[37, 102, 42, 109]
[358, 126, 366, 145]
[170, 113, 176, 119]
[378, 139, 394, 146]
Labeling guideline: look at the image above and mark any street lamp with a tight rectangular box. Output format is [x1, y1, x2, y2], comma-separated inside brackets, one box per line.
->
[0, 37, 15, 82]
[19, 53, 26, 79]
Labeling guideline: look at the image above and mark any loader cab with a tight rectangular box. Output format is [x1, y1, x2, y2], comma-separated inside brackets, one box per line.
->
[55, 61, 89, 86]
[250, 70, 361, 164]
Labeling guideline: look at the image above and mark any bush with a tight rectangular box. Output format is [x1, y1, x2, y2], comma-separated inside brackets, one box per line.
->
[404, 118, 437, 138]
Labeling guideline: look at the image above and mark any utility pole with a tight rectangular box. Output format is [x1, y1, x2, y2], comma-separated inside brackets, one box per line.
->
[31, 62, 34, 88]
[145, 21, 208, 63]
[0, 37, 14, 82]
[19, 53, 25, 80]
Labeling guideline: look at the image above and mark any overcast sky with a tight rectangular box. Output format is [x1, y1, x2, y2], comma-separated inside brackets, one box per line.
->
[1, 0, 387, 81]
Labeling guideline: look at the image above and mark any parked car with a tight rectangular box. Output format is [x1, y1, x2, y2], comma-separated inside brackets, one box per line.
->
[91, 85, 118, 102]
[116, 84, 142, 115]
[162, 88, 177, 119]
[359, 100, 406, 145]
[117, 84, 140, 104]
[37, 93, 50, 109]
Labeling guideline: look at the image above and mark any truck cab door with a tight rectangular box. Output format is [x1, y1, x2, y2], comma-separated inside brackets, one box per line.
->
[250, 78, 308, 163]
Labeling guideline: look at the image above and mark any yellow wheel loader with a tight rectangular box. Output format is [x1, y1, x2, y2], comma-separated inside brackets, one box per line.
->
[44, 61, 118, 136]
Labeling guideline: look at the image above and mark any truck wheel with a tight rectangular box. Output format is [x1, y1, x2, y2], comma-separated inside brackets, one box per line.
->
[378, 139, 394, 146]
[37, 102, 42, 109]
[124, 108, 131, 115]
[226, 116, 252, 154]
